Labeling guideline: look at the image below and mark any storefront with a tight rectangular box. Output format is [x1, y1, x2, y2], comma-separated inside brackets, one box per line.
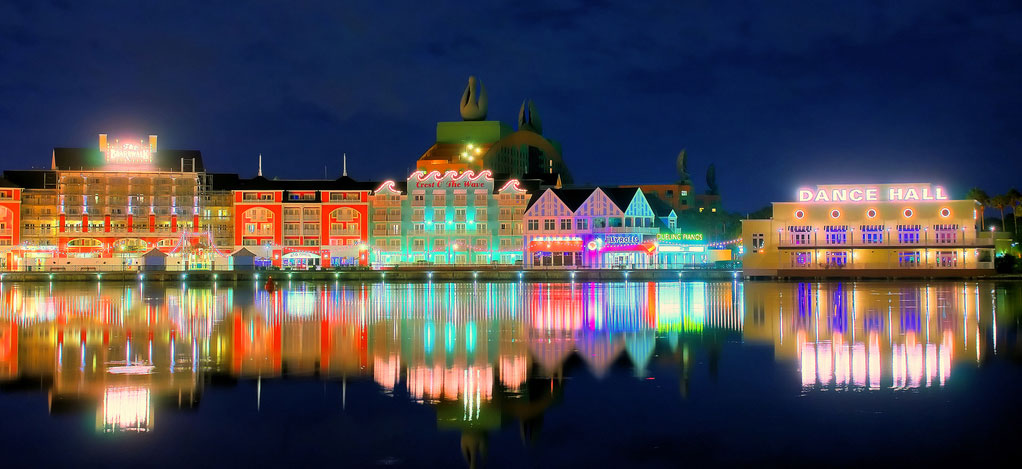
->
[275, 248, 330, 270]
[741, 183, 995, 277]
[528, 236, 583, 267]
[586, 234, 657, 269]
[656, 232, 709, 267]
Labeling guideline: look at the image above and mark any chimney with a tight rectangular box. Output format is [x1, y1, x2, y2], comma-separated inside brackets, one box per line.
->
[99, 134, 108, 152]
[148, 135, 158, 152]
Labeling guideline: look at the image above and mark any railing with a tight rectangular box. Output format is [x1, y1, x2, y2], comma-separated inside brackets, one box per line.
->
[777, 240, 996, 249]
[778, 261, 994, 270]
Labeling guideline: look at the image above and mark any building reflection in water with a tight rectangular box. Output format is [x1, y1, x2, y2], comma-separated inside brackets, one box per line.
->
[0, 279, 1011, 463]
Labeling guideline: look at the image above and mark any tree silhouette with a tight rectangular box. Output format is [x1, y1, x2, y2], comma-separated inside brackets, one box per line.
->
[966, 187, 990, 230]
[1008, 188, 1022, 238]
[992, 193, 1011, 231]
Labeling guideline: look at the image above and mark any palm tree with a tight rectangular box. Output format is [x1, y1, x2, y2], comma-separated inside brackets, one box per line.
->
[1009, 188, 1022, 238]
[965, 188, 990, 230]
[991, 193, 1011, 232]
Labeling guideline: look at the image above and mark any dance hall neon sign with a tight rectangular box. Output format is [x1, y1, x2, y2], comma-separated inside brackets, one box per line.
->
[797, 184, 948, 203]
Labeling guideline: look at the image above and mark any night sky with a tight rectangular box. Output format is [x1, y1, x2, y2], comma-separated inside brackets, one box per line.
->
[2, 0, 1020, 211]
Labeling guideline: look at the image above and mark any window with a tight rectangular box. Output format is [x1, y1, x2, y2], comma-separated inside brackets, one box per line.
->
[897, 225, 921, 244]
[575, 218, 588, 230]
[860, 225, 884, 244]
[527, 219, 539, 231]
[433, 239, 446, 250]
[433, 208, 445, 221]
[681, 190, 688, 196]
[412, 239, 425, 251]
[787, 226, 812, 245]
[936, 251, 957, 267]
[560, 219, 571, 231]
[665, 190, 674, 198]
[824, 226, 848, 245]
[752, 233, 765, 249]
[454, 208, 466, 221]
[898, 251, 921, 267]
[934, 224, 959, 244]
[825, 251, 848, 267]
[543, 219, 555, 230]
[476, 223, 487, 233]
[434, 223, 446, 234]
[792, 251, 813, 267]
[413, 194, 425, 204]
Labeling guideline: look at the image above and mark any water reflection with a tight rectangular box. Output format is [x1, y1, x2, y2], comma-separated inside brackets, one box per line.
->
[0, 280, 1015, 465]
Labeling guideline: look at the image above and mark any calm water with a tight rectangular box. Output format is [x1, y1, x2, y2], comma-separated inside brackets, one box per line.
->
[0, 279, 1020, 467]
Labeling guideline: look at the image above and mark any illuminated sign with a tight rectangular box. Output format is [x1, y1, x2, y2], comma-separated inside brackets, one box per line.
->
[657, 233, 703, 243]
[603, 234, 642, 246]
[796, 184, 948, 203]
[103, 139, 153, 164]
[410, 170, 492, 190]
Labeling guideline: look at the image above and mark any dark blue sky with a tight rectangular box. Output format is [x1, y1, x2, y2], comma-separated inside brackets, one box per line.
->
[1, 0, 1020, 211]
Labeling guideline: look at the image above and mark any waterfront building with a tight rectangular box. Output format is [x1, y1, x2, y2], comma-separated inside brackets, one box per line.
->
[523, 187, 659, 268]
[741, 183, 995, 277]
[0, 179, 21, 269]
[368, 170, 529, 265]
[226, 170, 375, 268]
[1, 134, 233, 270]
[416, 76, 573, 184]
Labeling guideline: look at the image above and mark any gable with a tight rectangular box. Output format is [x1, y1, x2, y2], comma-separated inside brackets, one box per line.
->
[575, 188, 623, 218]
[623, 190, 654, 218]
[524, 189, 573, 217]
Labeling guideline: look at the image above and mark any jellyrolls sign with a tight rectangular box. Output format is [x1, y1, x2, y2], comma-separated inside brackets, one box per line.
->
[796, 183, 948, 203]
[593, 234, 657, 253]
[604, 234, 642, 246]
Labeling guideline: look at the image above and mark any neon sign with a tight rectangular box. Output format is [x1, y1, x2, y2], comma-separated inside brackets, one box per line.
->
[410, 170, 492, 189]
[603, 234, 642, 245]
[796, 184, 948, 203]
[104, 141, 153, 164]
[657, 233, 703, 243]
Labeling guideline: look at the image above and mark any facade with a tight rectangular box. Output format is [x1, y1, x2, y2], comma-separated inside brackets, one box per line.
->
[0, 180, 21, 269]
[523, 187, 659, 268]
[2, 134, 230, 270]
[230, 176, 375, 268]
[741, 183, 995, 277]
[368, 170, 528, 265]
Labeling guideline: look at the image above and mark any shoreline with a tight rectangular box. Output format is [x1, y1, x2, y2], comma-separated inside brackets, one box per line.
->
[0, 268, 1013, 283]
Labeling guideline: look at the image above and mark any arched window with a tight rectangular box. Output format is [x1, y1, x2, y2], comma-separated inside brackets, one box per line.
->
[330, 207, 360, 222]
[243, 207, 274, 222]
[67, 238, 103, 248]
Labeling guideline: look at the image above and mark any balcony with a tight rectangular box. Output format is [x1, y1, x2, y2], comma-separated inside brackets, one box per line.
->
[592, 226, 658, 235]
[777, 239, 995, 249]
